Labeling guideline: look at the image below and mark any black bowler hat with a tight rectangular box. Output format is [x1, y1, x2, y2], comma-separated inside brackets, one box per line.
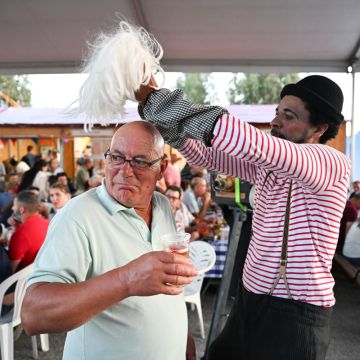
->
[280, 75, 344, 121]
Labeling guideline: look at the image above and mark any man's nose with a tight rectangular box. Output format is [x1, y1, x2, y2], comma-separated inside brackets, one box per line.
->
[270, 115, 280, 128]
[120, 161, 134, 176]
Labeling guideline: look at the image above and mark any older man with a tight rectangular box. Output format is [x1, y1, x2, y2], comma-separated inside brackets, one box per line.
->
[21, 121, 197, 360]
[137, 75, 351, 360]
[183, 177, 211, 220]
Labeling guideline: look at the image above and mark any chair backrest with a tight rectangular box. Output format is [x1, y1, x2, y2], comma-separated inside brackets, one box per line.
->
[0, 264, 34, 327]
[189, 240, 216, 274]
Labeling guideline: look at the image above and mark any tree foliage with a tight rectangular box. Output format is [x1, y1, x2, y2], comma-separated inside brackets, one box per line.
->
[176, 73, 210, 104]
[227, 73, 299, 104]
[0, 75, 31, 107]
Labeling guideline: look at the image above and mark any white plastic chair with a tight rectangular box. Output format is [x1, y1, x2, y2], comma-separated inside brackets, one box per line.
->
[0, 264, 49, 360]
[184, 241, 216, 338]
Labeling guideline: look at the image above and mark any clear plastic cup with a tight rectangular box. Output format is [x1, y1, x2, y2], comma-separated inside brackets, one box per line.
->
[161, 232, 191, 257]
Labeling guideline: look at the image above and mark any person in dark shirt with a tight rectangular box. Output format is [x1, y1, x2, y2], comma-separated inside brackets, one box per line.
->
[0, 222, 13, 316]
[21, 145, 36, 168]
[0, 180, 14, 226]
[0, 221, 12, 280]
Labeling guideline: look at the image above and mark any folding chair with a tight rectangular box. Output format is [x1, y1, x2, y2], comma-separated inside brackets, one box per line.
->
[0, 264, 49, 360]
[185, 241, 216, 338]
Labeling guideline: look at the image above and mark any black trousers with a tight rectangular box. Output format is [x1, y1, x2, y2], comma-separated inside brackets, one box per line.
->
[207, 286, 332, 360]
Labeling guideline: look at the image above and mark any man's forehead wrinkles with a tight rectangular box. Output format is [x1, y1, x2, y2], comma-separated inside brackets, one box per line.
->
[109, 149, 153, 159]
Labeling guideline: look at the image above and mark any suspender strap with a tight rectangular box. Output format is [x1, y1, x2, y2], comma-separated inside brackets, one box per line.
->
[269, 180, 293, 299]
[259, 171, 273, 197]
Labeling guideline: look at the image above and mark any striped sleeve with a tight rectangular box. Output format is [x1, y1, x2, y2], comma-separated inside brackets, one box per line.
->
[210, 114, 350, 193]
[179, 137, 259, 184]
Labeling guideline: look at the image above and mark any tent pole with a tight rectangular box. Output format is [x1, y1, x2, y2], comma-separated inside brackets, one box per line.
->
[350, 66, 356, 182]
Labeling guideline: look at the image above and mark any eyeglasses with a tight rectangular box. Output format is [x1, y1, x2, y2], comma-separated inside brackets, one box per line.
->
[104, 150, 164, 170]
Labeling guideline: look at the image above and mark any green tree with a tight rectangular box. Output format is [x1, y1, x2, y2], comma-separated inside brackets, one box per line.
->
[176, 73, 210, 104]
[0, 75, 31, 107]
[227, 73, 299, 104]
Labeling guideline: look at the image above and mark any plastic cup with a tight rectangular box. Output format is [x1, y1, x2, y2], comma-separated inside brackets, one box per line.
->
[161, 232, 191, 257]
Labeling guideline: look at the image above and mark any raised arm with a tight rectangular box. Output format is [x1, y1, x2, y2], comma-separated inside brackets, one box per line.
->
[138, 88, 350, 193]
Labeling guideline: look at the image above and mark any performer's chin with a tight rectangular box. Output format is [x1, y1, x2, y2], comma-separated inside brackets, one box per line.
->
[270, 129, 285, 139]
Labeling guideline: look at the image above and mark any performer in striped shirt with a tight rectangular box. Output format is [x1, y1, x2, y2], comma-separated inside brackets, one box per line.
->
[137, 75, 350, 360]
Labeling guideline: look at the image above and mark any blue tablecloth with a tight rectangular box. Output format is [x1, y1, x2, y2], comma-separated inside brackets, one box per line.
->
[205, 239, 228, 278]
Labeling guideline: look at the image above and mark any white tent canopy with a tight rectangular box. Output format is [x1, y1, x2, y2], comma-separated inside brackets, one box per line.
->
[1, 0, 359, 75]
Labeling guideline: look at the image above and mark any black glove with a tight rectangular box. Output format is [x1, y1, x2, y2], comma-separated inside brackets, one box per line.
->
[138, 89, 228, 148]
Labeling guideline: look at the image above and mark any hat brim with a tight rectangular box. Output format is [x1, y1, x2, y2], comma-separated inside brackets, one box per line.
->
[280, 84, 344, 120]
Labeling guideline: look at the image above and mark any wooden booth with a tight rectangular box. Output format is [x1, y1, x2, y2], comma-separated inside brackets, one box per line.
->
[0, 107, 142, 180]
[0, 106, 347, 181]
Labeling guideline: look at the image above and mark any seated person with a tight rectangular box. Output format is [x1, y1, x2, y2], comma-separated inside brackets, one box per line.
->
[8, 191, 49, 273]
[0, 224, 11, 283]
[56, 172, 77, 195]
[183, 177, 211, 220]
[337, 191, 360, 254]
[349, 180, 360, 198]
[48, 158, 64, 176]
[48, 182, 72, 220]
[0, 242, 13, 316]
[342, 218, 360, 265]
[0, 180, 14, 227]
[0, 223, 9, 247]
[27, 185, 50, 219]
[165, 185, 199, 240]
[75, 158, 93, 193]
[30, 159, 50, 201]
[156, 154, 181, 193]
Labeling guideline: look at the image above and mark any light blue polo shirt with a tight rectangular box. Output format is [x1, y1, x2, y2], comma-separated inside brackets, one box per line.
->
[28, 184, 188, 360]
[182, 188, 200, 214]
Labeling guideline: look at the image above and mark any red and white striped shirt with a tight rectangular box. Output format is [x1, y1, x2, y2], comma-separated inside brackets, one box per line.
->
[180, 114, 350, 307]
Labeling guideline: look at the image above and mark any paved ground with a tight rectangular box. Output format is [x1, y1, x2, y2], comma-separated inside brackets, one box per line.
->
[13, 265, 360, 359]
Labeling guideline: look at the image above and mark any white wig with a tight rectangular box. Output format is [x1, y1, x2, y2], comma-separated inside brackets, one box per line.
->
[77, 21, 164, 126]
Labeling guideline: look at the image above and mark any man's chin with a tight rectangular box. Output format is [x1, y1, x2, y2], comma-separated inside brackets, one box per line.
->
[270, 130, 285, 139]
[115, 195, 134, 208]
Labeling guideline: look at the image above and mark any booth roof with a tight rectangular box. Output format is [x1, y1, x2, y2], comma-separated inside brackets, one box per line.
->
[0, 105, 277, 126]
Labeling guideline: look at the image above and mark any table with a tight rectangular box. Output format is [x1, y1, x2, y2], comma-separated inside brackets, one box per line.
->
[205, 238, 229, 278]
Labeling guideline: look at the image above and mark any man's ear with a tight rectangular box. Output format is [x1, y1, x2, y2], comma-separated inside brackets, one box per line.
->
[19, 206, 26, 215]
[157, 158, 168, 180]
[313, 123, 329, 140]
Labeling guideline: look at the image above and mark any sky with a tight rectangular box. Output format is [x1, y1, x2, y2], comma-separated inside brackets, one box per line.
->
[27, 71, 360, 132]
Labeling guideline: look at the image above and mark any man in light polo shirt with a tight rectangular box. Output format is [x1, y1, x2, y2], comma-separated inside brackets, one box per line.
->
[21, 121, 197, 360]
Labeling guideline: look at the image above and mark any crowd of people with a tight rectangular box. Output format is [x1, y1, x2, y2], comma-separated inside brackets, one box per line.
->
[0, 147, 112, 313]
